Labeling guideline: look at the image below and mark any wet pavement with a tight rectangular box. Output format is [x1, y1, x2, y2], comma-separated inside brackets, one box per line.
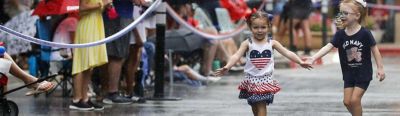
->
[5, 56, 400, 116]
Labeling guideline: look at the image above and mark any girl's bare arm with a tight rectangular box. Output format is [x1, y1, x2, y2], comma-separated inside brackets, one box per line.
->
[223, 40, 249, 69]
[310, 43, 334, 63]
[371, 45, 385, 81]
[272, 40, 302, 64]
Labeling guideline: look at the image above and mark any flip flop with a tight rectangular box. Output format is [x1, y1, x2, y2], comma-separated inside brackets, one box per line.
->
[25, 81, 56, 96]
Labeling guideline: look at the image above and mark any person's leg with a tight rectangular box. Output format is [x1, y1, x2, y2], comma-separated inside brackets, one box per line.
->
[300, 19, 312, 55]
[343, 87, 354, 114]
[72, 72, 84, 101]
[103, 57, 133, 104]
[5, 53, 36, 84]
[70, 69, 93, 110]
[143, 42, 155, 71]
[216, 40, 230, 63]
[146, 28, 156, 38]
[255, 102, 267, 116]
[125, 45, 142, 96]
[107, 57, 125, 93]
[276, 19, 299, 52]
[291, 19, 301, 52]
[97, 65, 108, 101]
[201, 42, 217, 75]
[81, 69, 93, 102]
[5, 53, 54, 93]
[201, 28, 219, 75]
[177, 65, 206, 81]
[221, 39, 237, 56]
[125, 26, 144, 96]
[219, 38, 243, 67]
[350, 87, 367, 116]
[251, 104, 258, 116]
[78, 69, 105, 110]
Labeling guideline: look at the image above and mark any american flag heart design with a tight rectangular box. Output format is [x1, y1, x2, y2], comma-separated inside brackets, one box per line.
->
[250, 50, 272, 70]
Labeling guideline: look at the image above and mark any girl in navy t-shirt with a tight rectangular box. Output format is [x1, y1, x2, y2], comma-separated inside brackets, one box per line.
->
[307, 0, 386, 115]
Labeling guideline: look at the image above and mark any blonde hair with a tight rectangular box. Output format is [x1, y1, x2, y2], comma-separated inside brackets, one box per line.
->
[340, 0, 368, 24]
[246, 11, 273, 37]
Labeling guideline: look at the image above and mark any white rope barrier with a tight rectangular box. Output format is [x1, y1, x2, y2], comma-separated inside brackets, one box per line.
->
[165, 3, 248, 40]
[0, 0, 161, 48]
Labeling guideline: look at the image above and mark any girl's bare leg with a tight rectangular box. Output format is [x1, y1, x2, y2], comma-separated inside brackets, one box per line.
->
[255, 102, 267, 116]
[251, 105, 258, 116]
[350, 87, 366, 116]
[343, 87, 354, 114]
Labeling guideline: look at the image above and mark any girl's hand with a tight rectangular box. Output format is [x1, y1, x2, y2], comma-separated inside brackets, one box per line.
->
[214, 67, 229, 76]
[377, 68, 385, 82]
[299, 61, 313, 70]
[304, 57, 315, 65]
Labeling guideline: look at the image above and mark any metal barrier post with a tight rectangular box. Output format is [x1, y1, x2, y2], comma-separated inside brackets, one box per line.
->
[149, 1, 181, 101]
[153, 1, 166, 98]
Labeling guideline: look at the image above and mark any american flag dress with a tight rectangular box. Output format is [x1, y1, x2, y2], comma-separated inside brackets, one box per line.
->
[238, 38, 280, 105]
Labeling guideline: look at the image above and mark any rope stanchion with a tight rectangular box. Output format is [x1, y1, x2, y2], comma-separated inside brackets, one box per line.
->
[0, 0, 161, 48]
[165, 3, 247, 40]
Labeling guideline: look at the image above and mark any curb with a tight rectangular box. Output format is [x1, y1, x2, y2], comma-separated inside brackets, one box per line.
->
[379, 46, 400, 56]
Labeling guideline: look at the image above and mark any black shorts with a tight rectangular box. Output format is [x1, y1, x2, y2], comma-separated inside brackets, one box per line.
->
[344, 80, 371, 90]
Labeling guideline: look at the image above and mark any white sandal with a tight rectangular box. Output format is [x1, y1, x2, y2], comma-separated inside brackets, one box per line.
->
[25, 81, 55, 96]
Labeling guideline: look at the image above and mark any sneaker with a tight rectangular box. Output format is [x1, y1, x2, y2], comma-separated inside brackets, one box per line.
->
[69, 100, 94, 111]
[103, 92, 133, 104]
[88, 100, 104, 110]
[206, 76, 221, 83]
[129, 95, 146, 103]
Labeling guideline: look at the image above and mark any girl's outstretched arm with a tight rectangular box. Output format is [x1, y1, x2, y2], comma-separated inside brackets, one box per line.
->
[272, 40, 312, 69]
[214, 40, 249, 76]
[309, 43, 334, 63]
[371, 45, 385, 81]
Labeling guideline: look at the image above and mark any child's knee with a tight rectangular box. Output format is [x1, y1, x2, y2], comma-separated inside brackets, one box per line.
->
[178, 65, 190, 72]
[343, 100, 351, 107]
[350, 98, 361, 105]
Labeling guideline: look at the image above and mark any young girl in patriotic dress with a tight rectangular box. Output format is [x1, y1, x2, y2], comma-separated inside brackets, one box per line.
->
[214, 11, 311, 116]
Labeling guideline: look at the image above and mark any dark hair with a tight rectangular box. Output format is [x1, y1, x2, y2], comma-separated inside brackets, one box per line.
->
[245, 11, 273, 39]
